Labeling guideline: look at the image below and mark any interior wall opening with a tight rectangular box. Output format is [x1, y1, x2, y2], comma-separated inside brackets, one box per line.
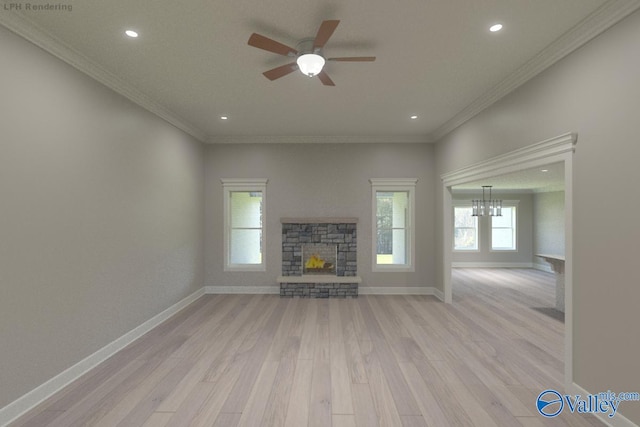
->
[440, 132, 576, 390]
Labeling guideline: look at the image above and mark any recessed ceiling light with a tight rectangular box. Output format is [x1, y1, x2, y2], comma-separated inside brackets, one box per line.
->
[410, 115, 418, 120]
[541, 169, 549, 172]
[220, 115, 229, 120]
[125, 30, 139, 38]
[489, 24, 503, 32]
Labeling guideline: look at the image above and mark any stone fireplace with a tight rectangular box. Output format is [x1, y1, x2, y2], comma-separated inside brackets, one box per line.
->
[279, 218, 360, 297]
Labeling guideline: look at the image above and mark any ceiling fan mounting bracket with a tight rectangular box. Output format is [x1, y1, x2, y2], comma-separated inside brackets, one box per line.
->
[296, 37, 322, 58]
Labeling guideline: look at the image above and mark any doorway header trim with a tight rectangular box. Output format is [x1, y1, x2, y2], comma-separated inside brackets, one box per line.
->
[441, 132, 576, 187]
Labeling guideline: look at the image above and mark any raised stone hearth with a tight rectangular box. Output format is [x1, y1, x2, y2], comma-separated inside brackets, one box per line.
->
[278, 275, 361, 298]
[280, 217, 359, 298]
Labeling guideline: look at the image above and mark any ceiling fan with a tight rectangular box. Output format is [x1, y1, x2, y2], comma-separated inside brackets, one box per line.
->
[247, 20, 376, 86]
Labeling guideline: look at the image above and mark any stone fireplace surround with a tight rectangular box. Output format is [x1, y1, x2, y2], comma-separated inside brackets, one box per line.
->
[278, 218, 360, 297]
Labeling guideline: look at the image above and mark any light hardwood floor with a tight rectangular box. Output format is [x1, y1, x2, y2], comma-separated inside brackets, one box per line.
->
[11, 269, 604, 426]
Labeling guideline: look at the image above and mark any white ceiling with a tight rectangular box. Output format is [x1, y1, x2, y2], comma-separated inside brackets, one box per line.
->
[2, 0, 638, 143]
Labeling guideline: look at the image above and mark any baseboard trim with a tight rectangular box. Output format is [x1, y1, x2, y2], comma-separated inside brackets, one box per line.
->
[205, 285, 280, 294]
[452, 262, 534, 268]
[359, 286, 443, 300]
[204, 285, 444, 300]
[567, 383, 639, 427]
[534, 262, 554, 273]
[0, 287, 205, 427]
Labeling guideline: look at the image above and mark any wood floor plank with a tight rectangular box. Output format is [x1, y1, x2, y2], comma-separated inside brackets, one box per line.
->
[92, 357, 183, 427]
[169, 294, 252, 361]
[219, 298, 287, 414]
[398, 361, 449, 427]
[187, 344, 253, 427]
[358, 339, 404, 426]
[9, 410, 65, 427]
[329, 299, 355, 415]
[261, 336, 301, 426]
[115, 358, 195, 427]
[12, 269, 605, 427]
[447, 382, 512, 427]
[236, 360, 280, 427]
[33, 358, 148, 427]
[309, 300, 332, 427]
[367, 296, 413, 364]
[283, 359, 313, 427]
[350, 295, 371, 341]
[163, 381, 215, 426]
[351, 383, 379, 427]
[141, 411, 173, 427]
[401, 415, 427, 427]
[212, 412, 242, 427]
[202, 295, 279, 384]
[298, 298, 318, 360]
[157, 295, 263, 412]
[265, 298, 298, 361]
[357, 297, 422, 416]
[339, 298, 368, 384]
[333, 414, 358, 427]
[517, 417, 557, 427]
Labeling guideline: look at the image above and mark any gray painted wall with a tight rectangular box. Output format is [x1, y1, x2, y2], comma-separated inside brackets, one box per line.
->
[533, 191, 565, 268]
[204, 143, 437, 290]
[0, 26, 205, 408]
[435, 9, 640, 423]
[452, 193, 533, 265]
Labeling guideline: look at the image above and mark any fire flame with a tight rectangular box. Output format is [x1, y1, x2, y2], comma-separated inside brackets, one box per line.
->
[305, 254, 326, 269]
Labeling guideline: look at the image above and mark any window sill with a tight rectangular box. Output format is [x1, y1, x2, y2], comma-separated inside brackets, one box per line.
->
[373, 265, 415, 273]
[224, 265, 266, 272]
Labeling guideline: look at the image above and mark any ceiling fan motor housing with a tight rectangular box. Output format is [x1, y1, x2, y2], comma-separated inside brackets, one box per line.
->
[295, 38, 325, 77]
[296, 37, 321, 56]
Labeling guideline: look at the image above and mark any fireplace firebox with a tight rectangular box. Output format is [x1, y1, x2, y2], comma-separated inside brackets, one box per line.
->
[302, 244, 337, 275]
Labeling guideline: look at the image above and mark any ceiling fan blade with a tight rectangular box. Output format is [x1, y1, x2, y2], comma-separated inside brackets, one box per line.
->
[327, 56, 376, 62]
[317, 71, 335, 86]
[248, 33, 298, 56]
[263, 63, 298, 81]
[313, 20, 340, 49]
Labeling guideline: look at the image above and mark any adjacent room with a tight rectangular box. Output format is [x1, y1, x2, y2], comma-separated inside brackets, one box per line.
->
[2, 1, 639, 426]
[451, 162, 566, 319]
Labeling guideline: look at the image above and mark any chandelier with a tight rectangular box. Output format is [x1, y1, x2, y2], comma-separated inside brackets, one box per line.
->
[472, 186, 502, 217]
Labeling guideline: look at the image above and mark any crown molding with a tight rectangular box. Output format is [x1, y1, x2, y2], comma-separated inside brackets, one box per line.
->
[207, 134, 432, 144]
[0, 11, 207, 142]
[429, 0, 640, 142]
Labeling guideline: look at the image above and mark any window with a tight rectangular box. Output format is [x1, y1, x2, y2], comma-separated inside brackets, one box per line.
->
[454, 206, 478, 250]
[222, 179, 267, 271]
[491, 205, 516, 251]
[370, 179, 417, 271]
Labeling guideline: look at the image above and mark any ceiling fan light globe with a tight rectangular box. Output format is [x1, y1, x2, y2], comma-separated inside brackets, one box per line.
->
[297, 53, 325, 77]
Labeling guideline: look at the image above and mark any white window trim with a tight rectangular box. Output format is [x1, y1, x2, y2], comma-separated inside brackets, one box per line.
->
[370, 178, 417, 272]
[222, 178, 268, 272]
[490, 200, 519, 252]
[453, 202, 480, 252]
